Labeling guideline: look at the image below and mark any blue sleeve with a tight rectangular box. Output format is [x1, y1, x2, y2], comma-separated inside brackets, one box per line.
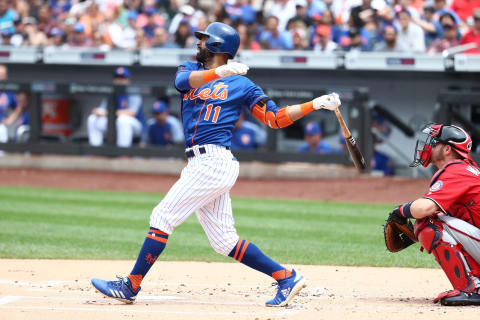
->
[174, 62, 199, 92]
[243, 78, 271, 111]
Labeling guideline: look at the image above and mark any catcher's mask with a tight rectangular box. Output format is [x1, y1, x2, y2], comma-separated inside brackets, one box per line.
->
[410, 124, 472, 168]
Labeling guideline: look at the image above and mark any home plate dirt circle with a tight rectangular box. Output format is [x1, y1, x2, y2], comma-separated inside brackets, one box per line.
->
[1, 259, 479, 320]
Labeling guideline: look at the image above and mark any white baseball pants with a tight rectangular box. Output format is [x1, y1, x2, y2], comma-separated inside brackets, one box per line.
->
[87, 114, 142, 147]
[150, 144, 240, 256]
[439, 214, 480, 265]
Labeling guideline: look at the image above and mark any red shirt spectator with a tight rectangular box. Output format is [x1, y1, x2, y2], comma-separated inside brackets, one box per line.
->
[459, 9, 480, 54]
[450, 0, 480, 22]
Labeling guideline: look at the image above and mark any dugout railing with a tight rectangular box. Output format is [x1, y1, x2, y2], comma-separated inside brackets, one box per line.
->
[0, 80, 373, 167]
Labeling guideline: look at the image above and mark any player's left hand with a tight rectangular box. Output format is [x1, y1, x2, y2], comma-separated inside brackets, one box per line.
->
[312, 92, 341, 111]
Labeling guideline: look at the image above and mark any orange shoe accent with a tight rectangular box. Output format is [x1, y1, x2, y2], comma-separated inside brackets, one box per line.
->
[128, 274, 143, 291]
[147, 234, 168, 243]
[272, 269, 292, 280]
[149, 229, 168, 236]
[237, 240, 249, 263]
[300, 101, 314, 115]
[233, 239, 243, 260]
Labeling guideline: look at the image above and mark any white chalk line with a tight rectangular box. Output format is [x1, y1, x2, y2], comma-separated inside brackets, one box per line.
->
[0, 296, 20, 305]
[0, 305, 299, 317]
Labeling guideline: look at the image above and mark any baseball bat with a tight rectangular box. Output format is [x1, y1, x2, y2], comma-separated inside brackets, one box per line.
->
[334, 107, 367, 171]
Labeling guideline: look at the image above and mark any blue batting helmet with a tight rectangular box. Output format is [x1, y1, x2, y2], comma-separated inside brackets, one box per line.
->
[194, 22, 240, 59]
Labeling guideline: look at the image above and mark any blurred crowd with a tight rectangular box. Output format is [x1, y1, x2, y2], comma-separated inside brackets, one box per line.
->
[0, 0, 478, 54]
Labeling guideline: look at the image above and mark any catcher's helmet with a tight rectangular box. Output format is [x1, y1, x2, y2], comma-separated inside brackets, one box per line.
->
[410, 124, 472, 167]
[194, 22, 240, 59]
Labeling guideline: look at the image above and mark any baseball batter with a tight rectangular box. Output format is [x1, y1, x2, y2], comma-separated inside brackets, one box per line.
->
[91, 22, 341, 307]
[385, 124, 480, 306]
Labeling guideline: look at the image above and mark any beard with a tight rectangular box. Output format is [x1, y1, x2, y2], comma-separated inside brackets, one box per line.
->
[196, 46, 213, 64]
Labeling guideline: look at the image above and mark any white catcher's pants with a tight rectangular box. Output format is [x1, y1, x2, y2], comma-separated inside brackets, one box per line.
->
[150, 144, 240, 256]
[87, 114, 142, 147]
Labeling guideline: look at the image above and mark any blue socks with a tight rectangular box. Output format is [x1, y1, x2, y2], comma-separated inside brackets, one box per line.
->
[128, 227, 168, 290]
[228, 238, 291, 280]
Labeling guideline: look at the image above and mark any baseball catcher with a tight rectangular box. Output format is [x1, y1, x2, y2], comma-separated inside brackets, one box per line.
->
[384, 124, 480, 306]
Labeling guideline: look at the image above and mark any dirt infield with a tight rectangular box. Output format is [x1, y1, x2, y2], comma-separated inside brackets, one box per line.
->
[3, 168, 470, 319]
[0, 168, 429, 203]
[1, 259, 477, 320]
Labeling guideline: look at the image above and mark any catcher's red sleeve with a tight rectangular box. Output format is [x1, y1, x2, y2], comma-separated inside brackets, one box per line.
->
[423, 160, 480, 227]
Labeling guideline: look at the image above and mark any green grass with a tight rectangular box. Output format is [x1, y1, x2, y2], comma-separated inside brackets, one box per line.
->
[0, 185, 436, 268]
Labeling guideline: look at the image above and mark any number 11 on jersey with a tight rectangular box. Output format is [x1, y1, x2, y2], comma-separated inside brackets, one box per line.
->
[204, 104, 221, 123]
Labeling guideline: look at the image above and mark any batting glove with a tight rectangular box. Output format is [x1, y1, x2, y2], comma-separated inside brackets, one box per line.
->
[313, 92, 341, 111]
[215, 62, 249, 77]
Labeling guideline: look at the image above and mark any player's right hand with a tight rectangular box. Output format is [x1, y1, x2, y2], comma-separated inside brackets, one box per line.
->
[313, 92, 341, 111]
[215, 62, 249, 78]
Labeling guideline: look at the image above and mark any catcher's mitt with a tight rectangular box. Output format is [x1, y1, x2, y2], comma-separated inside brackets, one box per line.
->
[384, 207, 417, 252]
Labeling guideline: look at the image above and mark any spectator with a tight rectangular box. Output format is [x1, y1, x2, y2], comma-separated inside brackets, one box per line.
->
[237, 23, 261, 51]
[0, 65, 19, 144]
[225, 0, 257, 25]
[46, 27, 65, 47]
[414, 5, 437, 48]
[341, 27, 371, 52]
[87, 67, 144, 148]
[350, 0, 378, 29]
[313, 24, 337, 52]
[37, 5, 57, 36]
[298, 122, 332, 153]
[371, 113, 394, 176]
[79, 1, 104, 39]
[135, 28, 151, 49]
[450, 0, 480, 24]
[3, 91, 29, 142]
[0, 0, 16, 34]
[287, 0, 311, 27]
[259, 15, 292, 49]
[265, 0, 297, 32]
[427, 19, 459, 54]
[0, 29, 12, 45]
[459, 9, 480, 54]
[67, 22, 92, 47]
[146, 99, 172, 147]
[173, 20, 195, 48]
[23, 16, 48, 47]
[395, 9, 425, 52]
[10, 16, 24, 47]
[141, 6, 164, 39]
[231, 111, 257, 150]
[111, 10, 137, 50]
[306, 0, 327, 21]
[168, 4, 197, 35]
[374, 25, 402, 51]
[151, 27, 179, 48]
[318, 8, 343, 43]
[291, 27, 309, 49]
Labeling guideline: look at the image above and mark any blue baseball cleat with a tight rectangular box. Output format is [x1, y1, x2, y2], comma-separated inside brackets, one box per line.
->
[266, 269, 306, 307]
[91, 276, 140, 304]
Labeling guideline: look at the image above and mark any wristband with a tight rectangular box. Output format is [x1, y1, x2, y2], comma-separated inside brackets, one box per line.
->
[400, 202, 413, 219]
[300, 101, 314, 115]
[202, 69, 219, 83]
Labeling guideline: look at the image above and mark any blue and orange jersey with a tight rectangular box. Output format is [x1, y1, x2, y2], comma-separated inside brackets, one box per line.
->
[174, 61, 292, 148]
[0, 91, 17, 122]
